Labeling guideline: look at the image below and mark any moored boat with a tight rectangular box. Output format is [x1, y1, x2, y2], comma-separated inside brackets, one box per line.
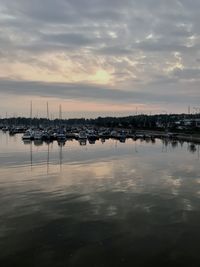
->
[22, 130, 34, 140]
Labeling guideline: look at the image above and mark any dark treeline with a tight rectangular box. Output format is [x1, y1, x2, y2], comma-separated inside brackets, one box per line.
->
[1, 113, 200, 131]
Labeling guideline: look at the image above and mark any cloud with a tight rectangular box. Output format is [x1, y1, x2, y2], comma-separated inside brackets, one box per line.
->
[0, 0, 200, 115]
[0, 79, 200, 106]
[96, 46, 133, 56]
[172, 67, 200, 80]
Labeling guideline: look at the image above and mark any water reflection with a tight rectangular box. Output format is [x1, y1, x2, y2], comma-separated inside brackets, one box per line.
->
[79, 139, 87, 146]
[188, 143, 197, 153]
[20, 136, 200, 156]
[34, 141, 43, 147]
[1, 132, 200, 266]
[171, 140, 178, 148]
[58, 141, 64, 171]
[88, 139, 96, 144]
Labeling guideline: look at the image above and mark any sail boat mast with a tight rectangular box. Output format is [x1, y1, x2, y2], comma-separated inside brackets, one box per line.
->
[30, 101, 32, 119]
[59, 104, 62, 120]
[47, 102, 49, 120]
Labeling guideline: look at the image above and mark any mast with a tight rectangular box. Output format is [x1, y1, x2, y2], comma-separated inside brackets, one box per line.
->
[30, 101, 32, 127]
[30, 101, 32, 119]
[47, 102, 49, 120]
[188, 105, 190, 115]
[59, 104, 62, 120]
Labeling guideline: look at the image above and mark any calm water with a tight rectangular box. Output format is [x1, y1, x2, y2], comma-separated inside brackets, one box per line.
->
[1, 132, 200, 266]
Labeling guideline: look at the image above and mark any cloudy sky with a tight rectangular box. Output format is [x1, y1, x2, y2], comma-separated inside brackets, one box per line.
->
[0, 0, 200, 118]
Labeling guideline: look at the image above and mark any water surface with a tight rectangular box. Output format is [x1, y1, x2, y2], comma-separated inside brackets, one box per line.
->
[1, 132, 200, 266]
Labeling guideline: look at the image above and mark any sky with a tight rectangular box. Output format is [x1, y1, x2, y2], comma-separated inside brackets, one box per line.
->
[0, 0, 200, 118]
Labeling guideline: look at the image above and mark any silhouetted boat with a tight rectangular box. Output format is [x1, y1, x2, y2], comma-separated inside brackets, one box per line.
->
[22, 130, 34, 140]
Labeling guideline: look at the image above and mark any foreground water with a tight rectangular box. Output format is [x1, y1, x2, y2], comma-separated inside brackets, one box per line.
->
[1, 132, 200, 266]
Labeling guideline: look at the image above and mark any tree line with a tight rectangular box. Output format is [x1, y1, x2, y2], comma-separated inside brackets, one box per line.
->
[0, 113, 200, 131]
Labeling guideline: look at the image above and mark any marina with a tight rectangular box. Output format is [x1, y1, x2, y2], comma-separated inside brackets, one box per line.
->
[1, 125, 200, 149]
[2, 112, 200, 146]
